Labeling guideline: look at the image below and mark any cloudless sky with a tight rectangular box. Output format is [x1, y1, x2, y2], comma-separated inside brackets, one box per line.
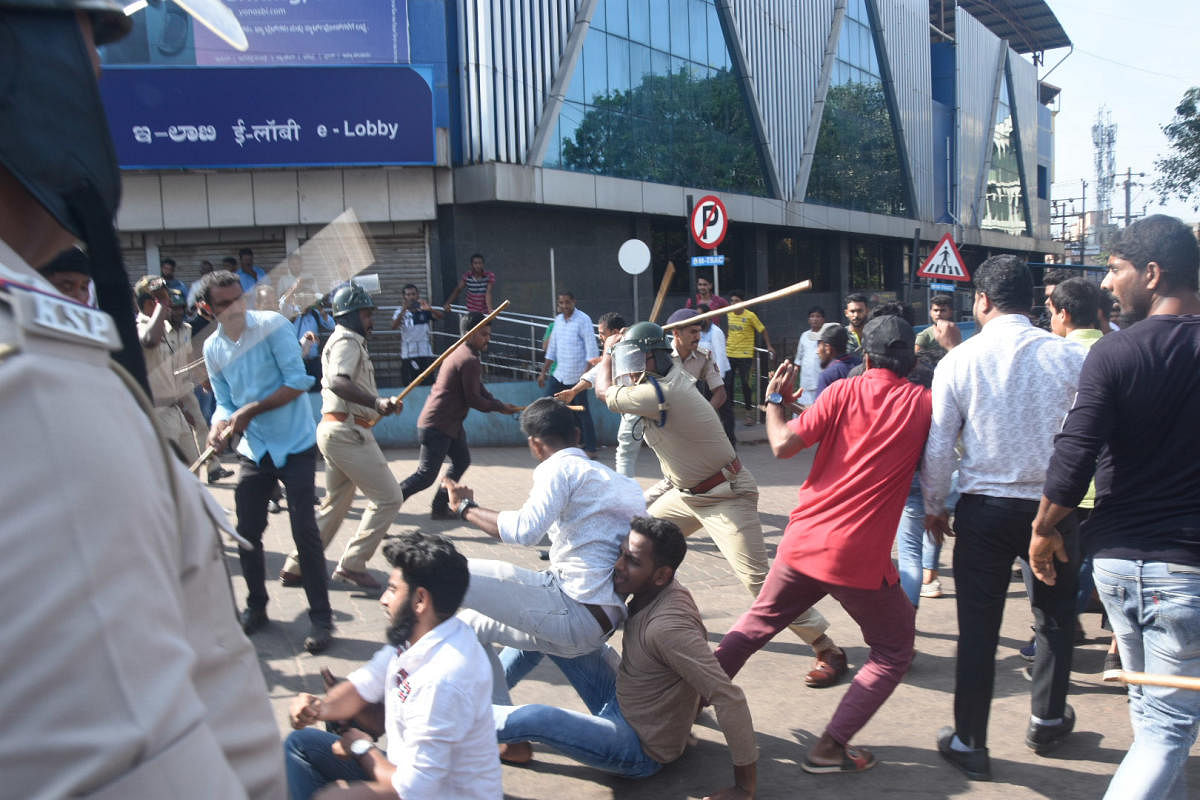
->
[1036, 0, 1199, 223]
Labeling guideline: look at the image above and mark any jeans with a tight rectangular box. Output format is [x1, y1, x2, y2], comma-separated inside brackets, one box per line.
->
[546, 376, 597, 452]
[895, 471, 957, 606]
[950, 494, 1079, 749]
[399, 426, 471, 514]
[494, 647, 662, 779]
[1094, 558, 1200, 800]
[235, 446, 332, 626]
[614, 413, 642, 478]
[284, 727, 368, 800]
[716, 560, 915, 746]
[457, 558, 611, 704]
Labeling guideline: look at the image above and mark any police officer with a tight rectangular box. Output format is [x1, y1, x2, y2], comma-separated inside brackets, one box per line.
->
[0, 2, 283, 797]
[595, 322, 849, 688]
[279, 283, 403, 590]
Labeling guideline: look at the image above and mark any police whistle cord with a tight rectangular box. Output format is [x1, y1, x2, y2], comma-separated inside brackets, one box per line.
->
[390, 299, 512, 405]
[648, 261, 676, 324]
[1117, 671, 1200, 692]
[661, 280, 813, 331]
[189, 425, 232, 474]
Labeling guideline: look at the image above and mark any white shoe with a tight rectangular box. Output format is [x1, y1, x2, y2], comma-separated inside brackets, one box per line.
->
[920, 579, 943, 598]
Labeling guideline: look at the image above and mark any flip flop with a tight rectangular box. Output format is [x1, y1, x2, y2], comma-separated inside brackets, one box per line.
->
[801, 745, 877, 774]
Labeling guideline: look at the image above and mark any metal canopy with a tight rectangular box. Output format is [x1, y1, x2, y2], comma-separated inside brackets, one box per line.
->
[929, 0, 1071, 54]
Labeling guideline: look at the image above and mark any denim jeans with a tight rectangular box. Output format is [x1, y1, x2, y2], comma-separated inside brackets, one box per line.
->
[546, 376, 597, 452]
[284, 727, 368, 800]
[895, 471, 956, 606]
[614, 413, 642, 478]
[1094, 558, 1200, 800]
[493, 647, 662, 779]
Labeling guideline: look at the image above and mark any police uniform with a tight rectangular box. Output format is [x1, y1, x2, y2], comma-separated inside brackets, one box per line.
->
[281, 323, 403, 578]
[137, 308, 201, 465]
[0, 243, 285, 798]
[606, 363, 830, 647]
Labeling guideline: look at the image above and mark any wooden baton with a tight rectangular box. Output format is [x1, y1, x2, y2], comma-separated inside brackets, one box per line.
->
[1118, 670, 1200, 692]
[661, 280, 812, 331]
[648, 261, 676, 323]
[390, 299, 511, 405]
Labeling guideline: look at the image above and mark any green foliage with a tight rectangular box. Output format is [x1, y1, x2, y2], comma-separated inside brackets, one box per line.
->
[806, 81, 909, 216]
[1153, 87, 1200, 210]
[560, 67, 769, 196]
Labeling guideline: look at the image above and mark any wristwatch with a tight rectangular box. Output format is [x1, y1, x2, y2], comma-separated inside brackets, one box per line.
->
[766, 392, 785, 406]
[456, 497, 479, 519]
[350, 738, 375, 758]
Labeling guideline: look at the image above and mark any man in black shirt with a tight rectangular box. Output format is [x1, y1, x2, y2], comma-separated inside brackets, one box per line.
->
[1031, 214, 1200, 800]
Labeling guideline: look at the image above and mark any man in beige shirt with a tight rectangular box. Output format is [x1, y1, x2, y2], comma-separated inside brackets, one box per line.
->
[595, 322, 848, 688]
[495, 517, 758, 798]
[666, 307, 726, 410]
[281, 283, 403, 590]
[136, 275, 202, 467]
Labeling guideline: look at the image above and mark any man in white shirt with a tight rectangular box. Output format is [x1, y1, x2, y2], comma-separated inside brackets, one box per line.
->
[794, 306, 826, 406]
[390, 283, 444, 386]
[444, 397, 646, 705]
[921, 255, 1088, 780]
[285, 532, 502, 799]
[538, 291, 599, 454]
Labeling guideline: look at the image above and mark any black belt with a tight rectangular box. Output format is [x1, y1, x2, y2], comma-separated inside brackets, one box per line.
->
[966, 494, 1040, 514]
[583, 603, 615, 636]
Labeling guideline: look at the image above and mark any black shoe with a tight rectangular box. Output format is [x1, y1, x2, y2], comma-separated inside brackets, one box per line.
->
[240, 607, 269, 636]
[268, 499, 283, 514]
[304, 623, 334, 654]
[1101, 650, 1123, 682]
[1026, 704, 1075, 755]
[936, 726, 991, 780]
[207, 467, 234, 484]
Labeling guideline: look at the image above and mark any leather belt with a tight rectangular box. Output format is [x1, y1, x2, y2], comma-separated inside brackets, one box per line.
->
[687, 457, 742, 495]
[583, 603, 615, 636]
[966, 493, 1039, 514]
[322, 411, 375, 429]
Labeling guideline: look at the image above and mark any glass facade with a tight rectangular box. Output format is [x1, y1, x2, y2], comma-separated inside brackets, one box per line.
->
[982, 68, 1030, 234]
[806, 0, 910, 216]
[545, 0, 769, 197]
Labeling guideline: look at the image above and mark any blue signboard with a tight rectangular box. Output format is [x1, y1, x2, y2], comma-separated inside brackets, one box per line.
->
[929, 281, 956, 292]
[691, 255, 726, 267]
[99, 66, 435, 168]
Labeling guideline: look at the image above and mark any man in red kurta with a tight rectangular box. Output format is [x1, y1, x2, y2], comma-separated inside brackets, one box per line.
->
[715, 315, 931, 775]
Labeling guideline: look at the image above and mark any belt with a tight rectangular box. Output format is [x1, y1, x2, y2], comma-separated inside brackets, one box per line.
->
[322, 411, 375, 429]
[967, 494, 1040, 514]
[583, 603, 615, 636]
[687, 457, 742, 495]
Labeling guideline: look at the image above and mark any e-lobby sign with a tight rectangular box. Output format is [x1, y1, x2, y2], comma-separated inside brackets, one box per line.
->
[99, 66, 435, 168]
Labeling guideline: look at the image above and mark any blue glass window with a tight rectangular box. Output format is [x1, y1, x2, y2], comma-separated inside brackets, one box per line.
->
[629, 0, 650, 43]
[982, 69, 1029, 234]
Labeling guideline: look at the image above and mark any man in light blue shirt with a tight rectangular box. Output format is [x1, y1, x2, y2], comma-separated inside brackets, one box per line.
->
[537, 291, 599, 453]
[200, 270, 334, 654]
[236, 246, 268, 309]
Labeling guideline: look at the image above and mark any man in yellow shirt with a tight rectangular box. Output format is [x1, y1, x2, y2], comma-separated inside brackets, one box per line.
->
[724, 290, 774, 425]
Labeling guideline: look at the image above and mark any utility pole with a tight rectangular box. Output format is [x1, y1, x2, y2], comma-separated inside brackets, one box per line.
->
[1123, 167, 1146, 227]
[1080, 179, 1087, 264]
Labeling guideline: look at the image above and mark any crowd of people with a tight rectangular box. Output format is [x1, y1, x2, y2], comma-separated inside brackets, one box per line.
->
[1, 6, 1197, 800]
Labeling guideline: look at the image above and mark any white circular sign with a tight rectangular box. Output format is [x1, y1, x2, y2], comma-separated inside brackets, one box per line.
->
[617, 238, 651, 275]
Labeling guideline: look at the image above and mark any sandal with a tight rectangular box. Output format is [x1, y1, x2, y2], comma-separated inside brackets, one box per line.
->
[801, 745, 877, 774]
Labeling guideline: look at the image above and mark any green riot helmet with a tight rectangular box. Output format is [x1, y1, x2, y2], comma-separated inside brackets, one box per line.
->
[331, 282, 374, 318]
[612, 321, 673, 386]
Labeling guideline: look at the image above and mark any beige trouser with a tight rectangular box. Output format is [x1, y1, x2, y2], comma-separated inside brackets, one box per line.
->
[153, 404, 199, 466]
[283, 419, 404, 574]
[648, 467, 830, 647]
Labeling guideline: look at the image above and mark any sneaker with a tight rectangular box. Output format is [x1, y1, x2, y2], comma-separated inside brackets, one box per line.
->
[1019, 636, 1037, 663]
[936, 726, 991, 781]
[303, 623, 334, 654]
[1025, 704, 1075, 755]
[1101, 650, 1123, 682]
[920, 579, 943, 598]
[332, 567, 381, 590]
[267, 499, 283, 514]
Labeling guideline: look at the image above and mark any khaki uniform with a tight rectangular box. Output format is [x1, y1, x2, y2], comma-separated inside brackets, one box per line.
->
[675, 345, 724, 393]
[607, 366, 828, 645]
[0, 241, 284, 798]
[282, 324, 403, 575]
[137, 312, 200, 465]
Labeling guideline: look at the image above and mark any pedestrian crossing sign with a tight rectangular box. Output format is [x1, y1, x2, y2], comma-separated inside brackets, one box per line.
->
[917, 233, 970, 281]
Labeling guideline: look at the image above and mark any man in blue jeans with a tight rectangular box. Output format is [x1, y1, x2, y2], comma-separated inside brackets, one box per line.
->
[494, 517, 758, 799]
[1031, 214, 1200, 800]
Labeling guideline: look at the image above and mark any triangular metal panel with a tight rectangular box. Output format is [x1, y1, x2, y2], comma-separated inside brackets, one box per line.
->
[1008, 51, 1040, 230]
[954, 6, 1006, 227]
[723, 0, 837, 202]
[873, 0, 933, 220]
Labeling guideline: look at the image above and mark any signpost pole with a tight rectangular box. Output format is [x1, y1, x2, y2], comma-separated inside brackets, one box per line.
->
[633, 275, 639, 319]
[686, 195, 696, 305]
[712, 248, 720, 299]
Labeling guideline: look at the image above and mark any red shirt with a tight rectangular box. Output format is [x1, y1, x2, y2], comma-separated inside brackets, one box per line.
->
[779, 369, 931, 589]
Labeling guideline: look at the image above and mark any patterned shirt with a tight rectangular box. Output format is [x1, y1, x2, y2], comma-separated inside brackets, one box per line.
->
[393, 307, 436, 358]
[921, 313, 1087, 513]
[545, 309, 598, 384]
[462, 270, 495, 313]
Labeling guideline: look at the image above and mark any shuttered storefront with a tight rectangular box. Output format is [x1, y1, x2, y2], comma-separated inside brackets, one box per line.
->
[362, 230, 430, 387]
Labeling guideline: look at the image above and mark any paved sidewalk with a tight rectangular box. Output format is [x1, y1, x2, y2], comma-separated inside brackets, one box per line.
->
[206, 430, 1199, 799]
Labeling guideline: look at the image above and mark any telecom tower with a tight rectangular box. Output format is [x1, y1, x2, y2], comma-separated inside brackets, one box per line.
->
[1091, 107, 1117, 253]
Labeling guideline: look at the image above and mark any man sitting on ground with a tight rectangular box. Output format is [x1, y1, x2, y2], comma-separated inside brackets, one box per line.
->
[495, 517, 758, 799]
[284, 532, 502, 800]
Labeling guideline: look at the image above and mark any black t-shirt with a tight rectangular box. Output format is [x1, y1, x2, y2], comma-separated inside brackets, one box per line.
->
[1043, 315, 1200, 565]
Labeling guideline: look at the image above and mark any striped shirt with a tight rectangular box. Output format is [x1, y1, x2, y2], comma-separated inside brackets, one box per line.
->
[462, 270, 494, 313]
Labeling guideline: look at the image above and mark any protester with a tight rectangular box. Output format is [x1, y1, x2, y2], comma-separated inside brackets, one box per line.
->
[814, 322, 860, 397]
[793, 305, 825, 406]
[686, 274, 728, 311]
[538, 291, 599, 454]
[444, 252, 495, 313]
[843, 293, 869, 353]
[724, 290, 774, 425]
[391, 282, 444, 385]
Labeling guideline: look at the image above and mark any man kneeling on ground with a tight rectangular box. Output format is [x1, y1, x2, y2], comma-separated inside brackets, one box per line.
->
[284, 532, 501, 800]
[494, 516, 757, 800]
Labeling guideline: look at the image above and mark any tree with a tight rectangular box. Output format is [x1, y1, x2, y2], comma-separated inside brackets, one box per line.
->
[561, 67, 768, 196]
[1153, 86, 1200, 210]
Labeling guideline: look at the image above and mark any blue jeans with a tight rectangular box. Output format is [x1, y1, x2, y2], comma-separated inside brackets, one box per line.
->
[895, 471, 955, 606]
[493, 647, 661, 779]
[284, 728, 368, 800]
[546, 376, 597, 452]
[1094, 558, 1200, 800]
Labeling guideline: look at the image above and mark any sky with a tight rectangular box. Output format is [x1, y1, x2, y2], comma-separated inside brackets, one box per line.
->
[1037, 0, 1199, 224]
